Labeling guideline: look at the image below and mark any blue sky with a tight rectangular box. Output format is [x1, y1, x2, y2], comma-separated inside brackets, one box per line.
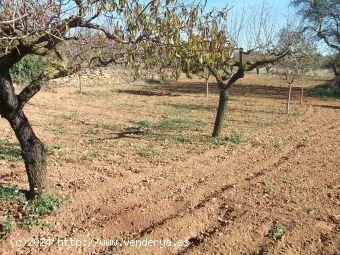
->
[206, 0, 292, 14]
[203, 1, 330, 54]
[205, 0, 295, 25]
[203, 0, 300, 50]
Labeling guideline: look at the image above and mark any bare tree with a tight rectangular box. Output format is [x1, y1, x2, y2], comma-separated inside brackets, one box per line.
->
[272, 26, 319, 114]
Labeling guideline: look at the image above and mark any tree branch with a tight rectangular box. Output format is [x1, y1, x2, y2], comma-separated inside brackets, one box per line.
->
[17, 66, 78, 110]
[244, 50, 289, 71]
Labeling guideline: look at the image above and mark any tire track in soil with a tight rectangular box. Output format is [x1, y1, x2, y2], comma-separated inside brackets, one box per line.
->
[178, 124, 340, 255]
[92, 143, 291, 233]
[97, 121, 337, 255]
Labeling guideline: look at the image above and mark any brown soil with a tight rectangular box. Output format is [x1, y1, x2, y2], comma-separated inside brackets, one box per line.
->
[0, 74, 339, 255]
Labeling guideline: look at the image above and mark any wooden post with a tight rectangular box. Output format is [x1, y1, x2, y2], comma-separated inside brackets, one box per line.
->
[286, 85, 292, 115]
[78, 73, 82, 94]
[205, 77, 209, 97]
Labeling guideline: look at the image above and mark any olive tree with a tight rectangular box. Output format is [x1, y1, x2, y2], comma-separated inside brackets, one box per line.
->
[291, 0, 340, 88]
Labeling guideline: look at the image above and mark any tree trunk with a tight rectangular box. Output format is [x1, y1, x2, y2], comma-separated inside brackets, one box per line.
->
[212, 88, 229, 137]
[286, 85, 292, 115]
[300, 86, 304, 104]
[256, 67, 259, 75]
[0, 70, 47, 198]
[7, 110, 47, 198]
[331, 62, 340, 89]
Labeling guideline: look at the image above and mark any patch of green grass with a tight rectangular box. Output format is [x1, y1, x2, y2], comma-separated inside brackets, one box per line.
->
[0, 186, 23, 201]
[284, 178, 300, 185]
[268, 224, 285, 240]
[111, 89, 124, 94]
[87, 139, 96, 145]
[0, 139, 22, 162]
[227, 132, 247, 144]
[61, 112, 79, 121]
[85, 128, 99, 135]
[263, 180, 272, 194]
[120, 103, 139, 109]
[28, 195, 62, 217]
[155, 118, 203, 131]
[270, 107, 279, 113]
[0, 151, 22, 162]
[133, 120, 153, 128]
[163, 107, 192, 118]
[98, 123, 118, 131]
[19, 194, 62, 231]
[308, 85, 340, 100]
[144, 131, 168, 141]
[0, 217, 15, 235]
[259, 119, 275, 127]
[147, 118, 200, 130]
[80, 150, 100, 161]
[46, 145, 58, 156]
[0, 191, 65, 234]
[208, 132, 247, 147]
[18, 217, 43, 231]
[174, 135, 193, 143]
[291, 109, 304, 116]
[131, 118, 203, 142]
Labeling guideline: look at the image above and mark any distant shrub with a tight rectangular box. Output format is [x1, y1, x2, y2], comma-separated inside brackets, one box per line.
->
[10, 55, 52, 85]
[308, 84, 340, 100]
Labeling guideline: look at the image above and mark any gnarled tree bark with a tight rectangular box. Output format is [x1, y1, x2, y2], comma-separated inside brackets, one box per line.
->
[0, 69, 47, 198]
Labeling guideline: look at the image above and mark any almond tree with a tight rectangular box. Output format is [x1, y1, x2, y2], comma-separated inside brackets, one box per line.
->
[0, 0, 182, 198]
[155, 6, 290, 137]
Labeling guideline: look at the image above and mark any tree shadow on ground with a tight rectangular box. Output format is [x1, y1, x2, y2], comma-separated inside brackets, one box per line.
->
[115, 89, 181, 97]
[312, 104, 340, 110]
[0, 184, 29, 200]
[161, 101, 287, 115]
[114, 127, 147, 139]
[157, 81, 303, 100]
[0, 140, 22, 162]
[161, 102, 217, 112]
[120, 81, 304, 100]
